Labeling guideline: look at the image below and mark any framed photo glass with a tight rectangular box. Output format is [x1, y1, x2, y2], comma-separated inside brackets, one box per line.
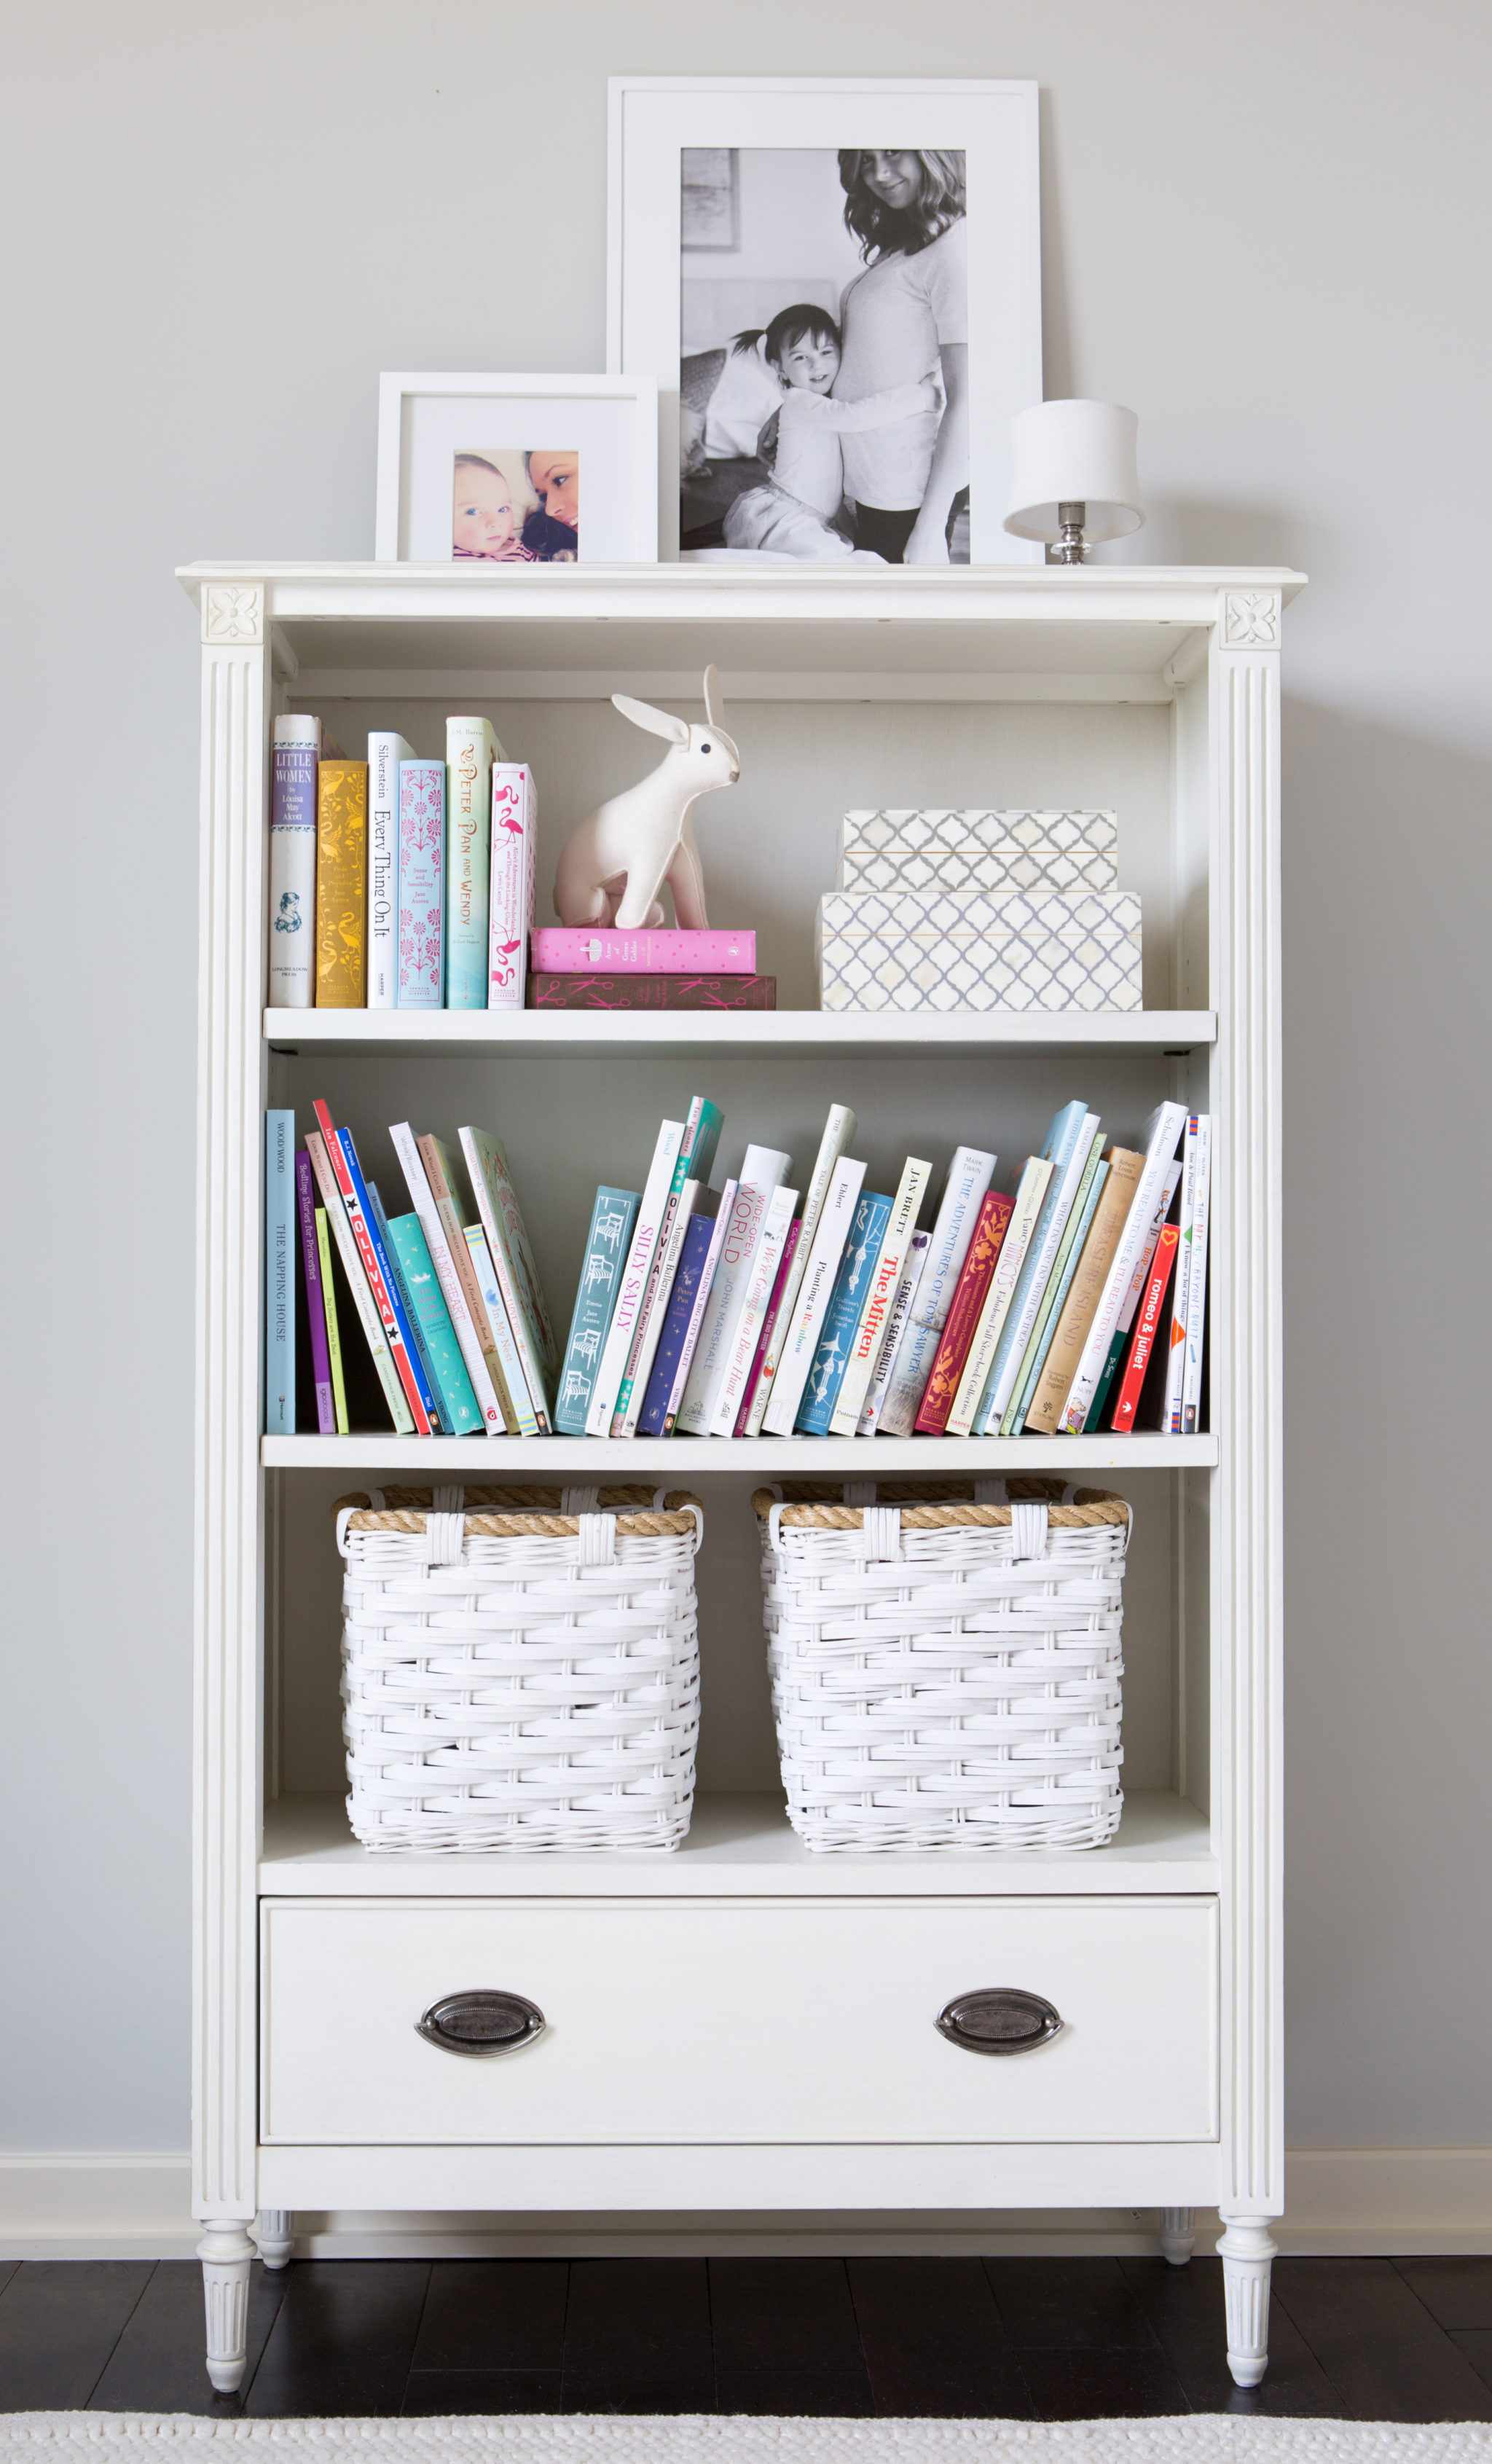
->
[375, 372, 659, 564]
[608, 79, 1042, 565]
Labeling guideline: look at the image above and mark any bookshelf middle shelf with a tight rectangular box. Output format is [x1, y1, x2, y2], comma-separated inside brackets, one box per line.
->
[262, 1433, 1218, 1473]
[267, 1008, 1218, 1060]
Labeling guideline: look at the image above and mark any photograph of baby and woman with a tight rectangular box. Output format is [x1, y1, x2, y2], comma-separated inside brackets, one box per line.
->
[452, 449, 580, 562]
[680, 147, 969, 563]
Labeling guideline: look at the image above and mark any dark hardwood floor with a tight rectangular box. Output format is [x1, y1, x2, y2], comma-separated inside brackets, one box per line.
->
[1, 2255, 1491, 2421]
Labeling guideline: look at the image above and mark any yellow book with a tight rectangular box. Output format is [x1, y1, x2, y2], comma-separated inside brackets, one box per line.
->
[315, 759, 369, 1005]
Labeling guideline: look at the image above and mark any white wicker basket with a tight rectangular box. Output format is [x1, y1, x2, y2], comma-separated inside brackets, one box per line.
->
[335, 1483, 703, 1851]
[755, 1478, 1130, 1852]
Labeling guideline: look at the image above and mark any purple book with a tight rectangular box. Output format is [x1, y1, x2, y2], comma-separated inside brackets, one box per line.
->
[637, 1209, 719, 1439]
[295, 1148, 336, 1435]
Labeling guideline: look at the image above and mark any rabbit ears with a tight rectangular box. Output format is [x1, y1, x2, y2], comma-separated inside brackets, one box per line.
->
[612, 664, 726, 744]
[612, 694, 689, 745]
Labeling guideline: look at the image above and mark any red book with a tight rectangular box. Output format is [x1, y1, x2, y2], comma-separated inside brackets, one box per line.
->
[734, 1218, 802, 1435]
[1110, 1222, 1180, 1434]
[527, 973, 776, 1011]
[914, 1190, 1015, 1436]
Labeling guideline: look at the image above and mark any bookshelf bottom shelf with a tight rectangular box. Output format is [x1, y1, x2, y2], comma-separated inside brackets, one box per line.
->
[259, 1789, 1217, 1896]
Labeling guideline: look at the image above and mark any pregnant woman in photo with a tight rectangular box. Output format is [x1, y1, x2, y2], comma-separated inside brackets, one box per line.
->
[834, 149, 968, 563]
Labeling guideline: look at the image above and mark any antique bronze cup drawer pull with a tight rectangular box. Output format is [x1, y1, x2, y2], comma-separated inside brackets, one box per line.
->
[415, 1990, 545, 2057]
[936, 1988, 1064, 2055]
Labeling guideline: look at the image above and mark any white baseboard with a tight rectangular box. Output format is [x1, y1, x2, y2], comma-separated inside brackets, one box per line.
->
[0, 2156, 199, 2260]
[3, 2150, 1490, 2262]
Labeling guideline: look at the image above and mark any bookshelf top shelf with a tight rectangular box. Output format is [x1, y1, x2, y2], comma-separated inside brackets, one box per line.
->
[259, 1789, 1218, 1898]
[267, 1006, 1217, 1059]
[181, 560, 1305, 700]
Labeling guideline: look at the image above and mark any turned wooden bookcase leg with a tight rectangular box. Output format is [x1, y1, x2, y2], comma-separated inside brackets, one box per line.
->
[254, 2209, 294, 2269]
[192, 584, 272, 2391]
[1218, 2216, 1278, 2388]
[1159, 2206, 1196, 2265]
[200, 2218, 256, 2393]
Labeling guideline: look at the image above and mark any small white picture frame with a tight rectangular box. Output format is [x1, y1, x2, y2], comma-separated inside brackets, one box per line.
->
[608, 78, 1043, 565]
[374, 372, 659, 564]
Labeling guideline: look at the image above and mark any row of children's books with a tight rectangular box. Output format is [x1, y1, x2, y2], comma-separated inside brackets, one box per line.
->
[557, 1096, 1209, 1441]
[265, 1094, 1209, 1441]
[268, 715, 535, 1014]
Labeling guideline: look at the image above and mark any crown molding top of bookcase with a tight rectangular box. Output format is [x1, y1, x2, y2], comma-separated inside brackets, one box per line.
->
[179, 561, 1305, 699]
[265, 1005, 1216, 1058]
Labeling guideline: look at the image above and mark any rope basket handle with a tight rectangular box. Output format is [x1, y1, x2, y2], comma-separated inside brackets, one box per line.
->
[334, 1486, 704, 1557]
[750, 1484, 1130, 1537]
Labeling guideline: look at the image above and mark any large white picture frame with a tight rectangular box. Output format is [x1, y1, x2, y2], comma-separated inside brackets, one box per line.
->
[374, 372, 659, 564]
[608, 78, 1042, 565]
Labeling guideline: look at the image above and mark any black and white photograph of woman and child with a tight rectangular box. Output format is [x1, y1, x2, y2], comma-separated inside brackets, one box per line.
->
[680, 146, 968, 563]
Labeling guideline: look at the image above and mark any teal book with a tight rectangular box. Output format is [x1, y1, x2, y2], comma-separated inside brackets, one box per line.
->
[557, 1186, 642, 1435]
[796, 1190, 891, 1436]
[445, 717, 501, 1008]
[973, 1099, 1091, 1437]
[1085, 1323, 1130, 1433]
[367, 1182, 452, 1433]
[264, 1109, 295, 1435]
[1008, 1151, 1108, 1432]
[388, 1213, 484, 1436]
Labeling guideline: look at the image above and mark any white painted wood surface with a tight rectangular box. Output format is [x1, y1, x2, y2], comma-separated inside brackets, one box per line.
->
[259, 1789, 1219, 1896]
[186, 560, 1295, 2388]
[261, 1896, 1217, 2148]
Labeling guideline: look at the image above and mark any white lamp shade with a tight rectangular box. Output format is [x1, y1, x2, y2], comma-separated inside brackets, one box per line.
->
[1004, 400, 1144, 543]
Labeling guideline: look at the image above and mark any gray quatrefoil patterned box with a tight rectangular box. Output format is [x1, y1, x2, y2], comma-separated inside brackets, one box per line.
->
[817, 887, 1144, 1013]
[837, 809, 1118, 896]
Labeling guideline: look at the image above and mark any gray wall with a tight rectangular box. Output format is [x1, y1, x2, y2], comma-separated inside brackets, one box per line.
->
[2, 0, 1488, 2159]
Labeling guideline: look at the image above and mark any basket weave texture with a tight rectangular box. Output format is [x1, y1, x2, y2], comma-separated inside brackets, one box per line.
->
[335, 1485, 702, 1852]
[755, 1478, 1130, 1853]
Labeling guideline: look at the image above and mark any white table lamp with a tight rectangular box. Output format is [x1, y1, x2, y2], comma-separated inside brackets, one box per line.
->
[1005, 400, 1144, 562]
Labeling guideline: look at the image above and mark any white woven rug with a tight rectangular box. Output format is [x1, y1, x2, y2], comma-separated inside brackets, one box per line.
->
[2, 2424, 1491, 2463]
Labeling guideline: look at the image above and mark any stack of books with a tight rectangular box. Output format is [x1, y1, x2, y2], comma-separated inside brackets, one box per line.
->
[264, 1095, 1211, 1442]
[527, 927, 774, 1011]
[268, 715, 536, 1013]
[816, 809, 1144, 1013]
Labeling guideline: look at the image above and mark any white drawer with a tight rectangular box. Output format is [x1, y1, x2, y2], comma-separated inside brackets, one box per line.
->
[260, 1896, 1217, 2147]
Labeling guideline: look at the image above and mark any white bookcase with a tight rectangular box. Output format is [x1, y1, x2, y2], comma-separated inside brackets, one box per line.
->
[181, 560, 1297, 2392]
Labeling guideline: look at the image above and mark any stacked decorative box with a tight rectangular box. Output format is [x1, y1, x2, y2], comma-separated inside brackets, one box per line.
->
[816, 811, 1142, 1013]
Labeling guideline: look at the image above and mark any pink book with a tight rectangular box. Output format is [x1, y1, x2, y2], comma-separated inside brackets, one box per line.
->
[734, 1218, 801, 1435]
[488, 764, 536, 1011]
[530, 926, 755, 974]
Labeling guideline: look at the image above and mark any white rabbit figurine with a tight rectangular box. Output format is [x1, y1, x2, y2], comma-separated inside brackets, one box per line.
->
[554, 665, 739, 931]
